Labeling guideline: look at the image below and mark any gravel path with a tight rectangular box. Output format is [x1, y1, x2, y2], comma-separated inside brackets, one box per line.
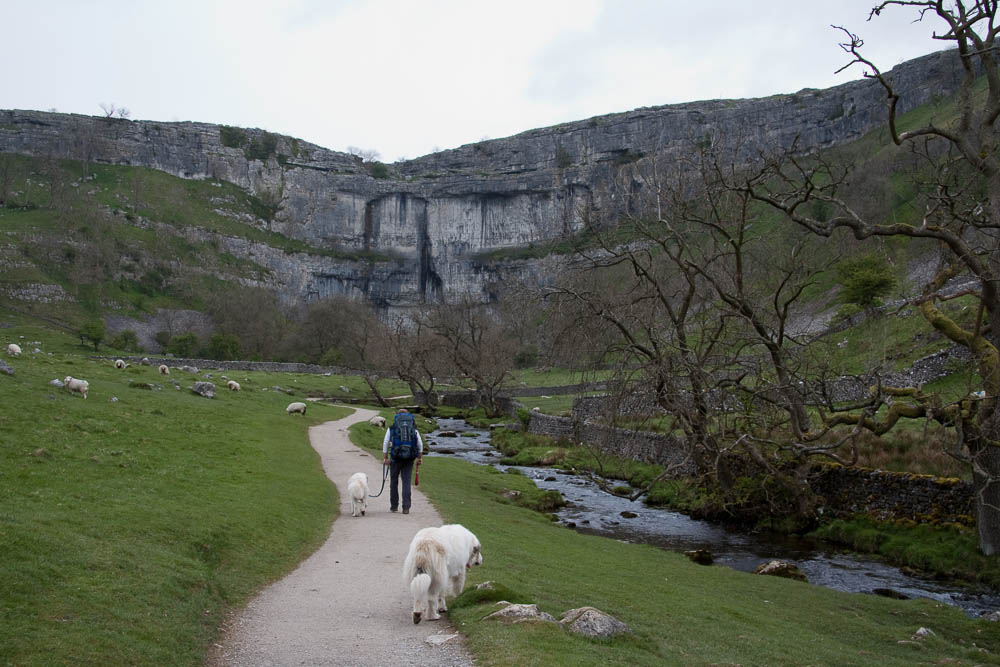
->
[207, 407, 476, 667]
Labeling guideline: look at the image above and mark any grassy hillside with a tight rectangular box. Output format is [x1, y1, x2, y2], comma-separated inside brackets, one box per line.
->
[0, 318, 352, 665]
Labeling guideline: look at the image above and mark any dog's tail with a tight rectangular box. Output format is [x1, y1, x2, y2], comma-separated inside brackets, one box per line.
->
[410, 566, 430, 625]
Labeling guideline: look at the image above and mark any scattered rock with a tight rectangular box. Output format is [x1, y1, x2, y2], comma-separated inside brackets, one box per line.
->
[913, 627, 936, 640]
[753, 560, 807, 582]
[110, 396, 119, 403]
[620, 511, 638, 519]
[32, 448, 50, 458]
[49, 378, 64, 387]
[475, 581, 496, 591]
[544, 476, 557, 482]
[982, 611, 1000, 622]
[424, 633, 459, 646]
[499, 489, 521, 500]
[191, 381, 216, 399]
[684, 550, 714, 565]
[339, 385, 351, 393]
[564, 521, 577, 528]
[0, 360, 13, 376]
[438, 431, 458, 437]
[559, 606, 632, 638]
[483, 603, 556, 624]
[179, 365, 199, 373]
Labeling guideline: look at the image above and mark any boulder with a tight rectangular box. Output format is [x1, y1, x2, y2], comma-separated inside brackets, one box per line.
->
[559, 606, 632, 638]
[483, 603, 556, 624]
[684, 550, 714, 566]
[0, 360, 13, 376]
[753, 560, 807, 582]
[191, 381, 216, 399]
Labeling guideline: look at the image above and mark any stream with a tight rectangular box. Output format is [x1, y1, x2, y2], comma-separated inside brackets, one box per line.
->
[425, 418, 1000, 618]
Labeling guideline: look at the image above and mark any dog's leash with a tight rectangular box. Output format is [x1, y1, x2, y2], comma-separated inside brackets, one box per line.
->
[368, 460, 389, 498]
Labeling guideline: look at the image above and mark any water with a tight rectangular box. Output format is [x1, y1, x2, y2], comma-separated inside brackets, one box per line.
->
[425, 418, 1000, 617]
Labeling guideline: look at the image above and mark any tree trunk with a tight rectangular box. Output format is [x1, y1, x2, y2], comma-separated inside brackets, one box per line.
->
[970, 440, 1000, 556]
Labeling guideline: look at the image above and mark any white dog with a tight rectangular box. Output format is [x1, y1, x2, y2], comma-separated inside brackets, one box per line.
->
[347, 472, 369, 517]
[402, 524, 482, 624]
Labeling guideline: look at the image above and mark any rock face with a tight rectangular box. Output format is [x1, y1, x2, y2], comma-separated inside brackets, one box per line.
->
[0, 47, 970, 307]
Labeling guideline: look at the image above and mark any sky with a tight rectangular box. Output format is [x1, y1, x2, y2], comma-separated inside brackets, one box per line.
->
[3, 1, 948, 162]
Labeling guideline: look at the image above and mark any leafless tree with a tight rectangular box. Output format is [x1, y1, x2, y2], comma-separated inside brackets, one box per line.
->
[427, 298, 517, 417]
[744, 1, 1000, 553]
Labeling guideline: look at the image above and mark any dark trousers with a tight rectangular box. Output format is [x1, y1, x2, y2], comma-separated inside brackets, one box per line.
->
[389, 458, 415, 510]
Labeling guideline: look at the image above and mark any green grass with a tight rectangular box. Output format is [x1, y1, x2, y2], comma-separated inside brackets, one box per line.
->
[350, 426, 1000, 666]
[812, 518, 1000, 587]
[0, 323, 352, 665]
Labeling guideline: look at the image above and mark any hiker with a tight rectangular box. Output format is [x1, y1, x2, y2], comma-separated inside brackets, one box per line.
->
[382, 408, 423, 514]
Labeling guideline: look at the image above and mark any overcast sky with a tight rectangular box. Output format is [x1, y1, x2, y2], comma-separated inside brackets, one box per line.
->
[4, 1, 947, 162]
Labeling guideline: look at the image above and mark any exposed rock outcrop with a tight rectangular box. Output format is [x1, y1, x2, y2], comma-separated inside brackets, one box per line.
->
[0, 47, 970, 307]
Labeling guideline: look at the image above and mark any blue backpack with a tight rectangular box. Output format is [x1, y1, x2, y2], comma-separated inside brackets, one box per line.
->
[391, 412, 418, 460]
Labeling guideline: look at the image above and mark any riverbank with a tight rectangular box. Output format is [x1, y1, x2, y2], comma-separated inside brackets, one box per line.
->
[471, 420, 1000, 590]
[350, 418, 1000, 666]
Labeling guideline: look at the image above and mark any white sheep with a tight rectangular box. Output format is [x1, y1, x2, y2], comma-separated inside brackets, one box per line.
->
[227, 380, 241, 392]
[114, 359, 127, 369]
[6, 343, 21, 357]
[63, 376, 89, 399]
[159, 364, 170, 376]
[368, 415, 386, 428]
[286, 401, 307, 415]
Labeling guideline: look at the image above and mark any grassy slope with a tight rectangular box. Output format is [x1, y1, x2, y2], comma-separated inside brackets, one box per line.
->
[350, 424, 1000, 667]
[0, 320, 351, 666]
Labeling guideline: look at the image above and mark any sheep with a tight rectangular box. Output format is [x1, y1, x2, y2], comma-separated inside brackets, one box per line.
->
[63, 376, 89, 399]
[286, 401, 307, 416]
[227, 380, 241, 392]
[368, 415, 386, 428]
[159, 364, 170, 376]
[6, 343, 21, 357]
[114, 359, 127, 369]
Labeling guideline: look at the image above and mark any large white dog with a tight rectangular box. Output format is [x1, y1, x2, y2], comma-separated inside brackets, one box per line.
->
[402, 524, 483, 624]
[347, 472, 369, 517]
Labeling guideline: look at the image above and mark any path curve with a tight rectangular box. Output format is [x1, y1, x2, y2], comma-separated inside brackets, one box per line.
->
[207, 407, 476, 667]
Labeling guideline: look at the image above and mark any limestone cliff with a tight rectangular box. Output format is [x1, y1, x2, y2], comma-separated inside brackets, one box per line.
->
[0, 46, 967, 307]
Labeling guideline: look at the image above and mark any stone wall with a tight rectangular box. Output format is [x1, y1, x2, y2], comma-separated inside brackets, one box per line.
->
[811, 465, 974, 525]
[531, 399, 975, 524]
[527, 412, 695, 472]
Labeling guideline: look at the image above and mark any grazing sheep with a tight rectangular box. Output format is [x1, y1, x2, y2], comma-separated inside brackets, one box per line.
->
[63, 376, 89, 399]
[159, 364, 170, 376]
[286, 401, 307, 415]
[368, 415, 386, 428]
[114, 359, 127, 369]
[6, 343, 21, 357]
[227, 380, 241, 392]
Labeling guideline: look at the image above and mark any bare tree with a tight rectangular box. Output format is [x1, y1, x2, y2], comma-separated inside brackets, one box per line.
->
[428, 298, 517, 417]
[745, 1, 1000, 553]
[385, 313, 447, 409]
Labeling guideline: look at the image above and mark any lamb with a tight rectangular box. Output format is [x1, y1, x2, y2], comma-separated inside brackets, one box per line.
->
[347, 472, 369, 517]
[158, 364, 170, 376]
[63, 376, 89, 399]
[114, 359, 127, 369]
[227, 380, 241, 392]
[286, 401, 307, 415]
[6, 343, 21, 357]
[368, 415, 386, 428]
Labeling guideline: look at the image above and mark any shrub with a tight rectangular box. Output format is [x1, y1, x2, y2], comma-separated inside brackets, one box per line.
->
[219, 126, 247, 149]
[367, 162, 390, 179]
[836, 255, 896, 307]
[165, 332, 200, 357]
[110, 329, 141, 352]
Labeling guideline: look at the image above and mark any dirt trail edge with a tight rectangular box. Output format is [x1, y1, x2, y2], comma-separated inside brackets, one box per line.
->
[207, 407, 476, 667]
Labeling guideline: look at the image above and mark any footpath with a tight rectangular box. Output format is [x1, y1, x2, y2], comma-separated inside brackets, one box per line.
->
[207, 407, 475, 667]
